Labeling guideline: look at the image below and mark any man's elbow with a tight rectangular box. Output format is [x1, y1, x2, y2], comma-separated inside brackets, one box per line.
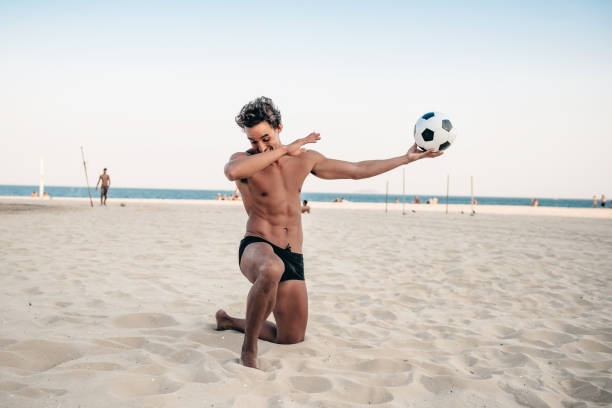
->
[224, 166, 238, 181]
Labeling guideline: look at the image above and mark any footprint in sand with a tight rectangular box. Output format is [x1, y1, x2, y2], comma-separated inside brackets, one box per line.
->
[420, 375, 459, 394]
[368, 372, 414, 387]
[0, 380, 26, 391]
[187, 365, 221, 384]
[572, 338, 612, 354]
[61, 362, 123, 371]
[0, 340, 81, 371]
[112, 313, 178, 329]
[289, 376, 333, 393]
[330, 378, 394, 404]
[109, 375, 182, 397]
[16, 387, 67, 399]
[371, 309, 397, 321]
[167, 348, 204, 364]
[521, 330, 575, 347]
[353, 358, 412, 374]
[23, 286, 42, 295]
[560, 378, 612, 404]
[500, 381, 551, 408]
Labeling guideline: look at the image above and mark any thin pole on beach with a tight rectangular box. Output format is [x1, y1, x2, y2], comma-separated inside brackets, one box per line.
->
[80, 146, 94, 208]
[385, 180, 389, 214]
[445, 174, 449, 215]
[402, 167, 406, 215]
[470, 175, 474, 215]
[39, 157, 44, 199]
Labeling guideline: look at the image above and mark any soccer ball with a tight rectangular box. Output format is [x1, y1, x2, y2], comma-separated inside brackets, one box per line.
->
[413, 112, 456, 152]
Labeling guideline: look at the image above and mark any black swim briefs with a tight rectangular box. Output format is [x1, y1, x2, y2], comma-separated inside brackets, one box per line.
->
[238, 236, 305, 282]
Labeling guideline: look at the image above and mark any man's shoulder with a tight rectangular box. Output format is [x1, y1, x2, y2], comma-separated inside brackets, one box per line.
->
[302, 149, 325, 160]
[302, 150, 328, 167]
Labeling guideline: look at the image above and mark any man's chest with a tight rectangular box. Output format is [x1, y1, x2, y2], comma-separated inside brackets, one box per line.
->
[246, 157, 310, 196]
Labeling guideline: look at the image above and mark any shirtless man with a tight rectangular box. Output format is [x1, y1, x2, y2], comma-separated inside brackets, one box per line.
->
[95, 168, 111, 206]
[215, 97, 443, 368]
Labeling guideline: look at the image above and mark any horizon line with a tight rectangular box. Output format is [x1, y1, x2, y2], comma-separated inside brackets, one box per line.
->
[0, 183, 600, 201]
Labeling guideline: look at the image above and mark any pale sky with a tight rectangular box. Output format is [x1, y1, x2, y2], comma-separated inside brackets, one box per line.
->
[1, 0, 611, 198]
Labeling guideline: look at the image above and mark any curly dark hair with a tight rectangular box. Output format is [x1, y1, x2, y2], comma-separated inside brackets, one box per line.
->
[235, 96, 282, 129]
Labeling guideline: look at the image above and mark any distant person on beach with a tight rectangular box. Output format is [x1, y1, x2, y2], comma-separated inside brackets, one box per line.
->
[95, 168, 111, 206]
[217, 193, 222, 200]
[413, 196, 421, 204]
[214, 96, 443, 368]
[230, 188, 242, 201]
[531, 198, 539, 207]
[472, 198, 478, 205]
[593, 195, 598, 208]
[601, 194, 606, 208]
[301, 200, 310, 214]
[30, 191, 37, 198]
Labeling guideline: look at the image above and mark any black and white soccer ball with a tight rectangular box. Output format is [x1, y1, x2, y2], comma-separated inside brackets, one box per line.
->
[413, 112, 456, 152]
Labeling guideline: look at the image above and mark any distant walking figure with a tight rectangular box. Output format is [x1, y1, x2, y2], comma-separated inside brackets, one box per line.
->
[601, 194, 607, 208]
[593, 195, 598, 208]
[95, 168, 111, 206]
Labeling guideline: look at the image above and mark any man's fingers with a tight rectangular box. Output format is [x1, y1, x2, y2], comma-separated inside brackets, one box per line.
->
[305, 132, 320, 144]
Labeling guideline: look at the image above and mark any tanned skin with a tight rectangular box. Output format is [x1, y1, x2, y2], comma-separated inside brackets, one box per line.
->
[215, 121, 442, 368]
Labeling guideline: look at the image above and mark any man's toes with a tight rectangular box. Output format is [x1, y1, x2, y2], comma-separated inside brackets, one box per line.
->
[215, 310, 231, 330]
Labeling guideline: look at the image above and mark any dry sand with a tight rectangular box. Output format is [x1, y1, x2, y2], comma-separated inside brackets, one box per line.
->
[1, 197, 611, 407]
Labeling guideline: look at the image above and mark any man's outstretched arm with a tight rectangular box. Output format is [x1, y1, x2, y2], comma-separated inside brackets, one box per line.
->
[95, 176, 100, 190]
[310, 143, 443, 180]
[224, 133, 320, 181]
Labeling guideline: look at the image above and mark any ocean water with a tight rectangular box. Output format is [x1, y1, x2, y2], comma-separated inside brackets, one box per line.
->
[0, 185, 599, 208]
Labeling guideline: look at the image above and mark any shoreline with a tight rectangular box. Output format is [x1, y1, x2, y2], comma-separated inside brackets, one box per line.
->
[2, 195, 611, 219]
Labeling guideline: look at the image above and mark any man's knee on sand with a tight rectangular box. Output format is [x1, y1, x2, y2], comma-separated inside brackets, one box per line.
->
[276, 333, 304, 345]
[255, 258, 284, 293]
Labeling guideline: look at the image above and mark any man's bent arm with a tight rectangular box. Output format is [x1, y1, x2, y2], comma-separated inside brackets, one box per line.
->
[311, 144, 443, 180]
[95, 176, 100, 189]
[224, 133, 320, 181]
[224, 148, 289, 181]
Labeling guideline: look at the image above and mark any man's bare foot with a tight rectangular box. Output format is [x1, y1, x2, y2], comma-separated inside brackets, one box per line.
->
[215, 309, 233, 331]
[240, 349, 258, 369]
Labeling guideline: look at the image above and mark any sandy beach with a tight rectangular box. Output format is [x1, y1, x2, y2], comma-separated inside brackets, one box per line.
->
[1, 197, 611, 407]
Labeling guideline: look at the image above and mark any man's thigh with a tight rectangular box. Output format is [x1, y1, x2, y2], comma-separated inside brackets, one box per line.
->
[239, 242, 284, 284]
[274, 280, 308, 343]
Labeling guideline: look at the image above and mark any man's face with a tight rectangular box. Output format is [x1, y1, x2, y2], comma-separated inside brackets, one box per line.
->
[245, 121, 282, 153]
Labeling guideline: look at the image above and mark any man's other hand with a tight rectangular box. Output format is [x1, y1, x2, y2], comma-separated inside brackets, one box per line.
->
[406, 143, 444, 163]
